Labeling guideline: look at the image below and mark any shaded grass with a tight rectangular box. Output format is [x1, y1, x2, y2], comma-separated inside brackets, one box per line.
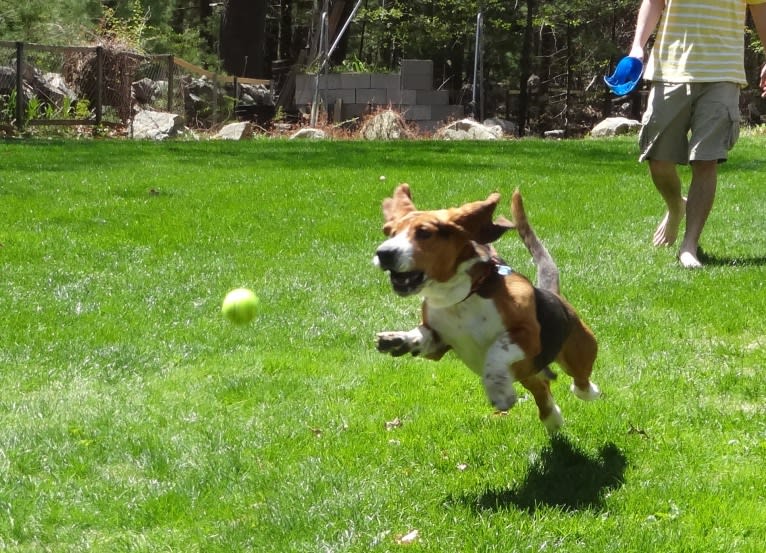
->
[1, 137, 765, 551]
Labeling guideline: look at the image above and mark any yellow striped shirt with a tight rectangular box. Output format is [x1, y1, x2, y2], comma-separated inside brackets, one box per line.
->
[645, 0, 766, 84]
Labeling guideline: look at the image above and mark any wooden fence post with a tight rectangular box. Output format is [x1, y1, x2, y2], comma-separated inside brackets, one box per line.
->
[95, 46, 103, 126]
[15, 41, 24, 131]
[167, 55, 174, 112]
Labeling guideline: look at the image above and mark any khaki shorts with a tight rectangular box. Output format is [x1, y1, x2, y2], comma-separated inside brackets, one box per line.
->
[638, 82, 740, 164]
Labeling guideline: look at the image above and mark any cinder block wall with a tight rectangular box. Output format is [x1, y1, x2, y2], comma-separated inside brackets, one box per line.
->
[295, 60, 464, 130]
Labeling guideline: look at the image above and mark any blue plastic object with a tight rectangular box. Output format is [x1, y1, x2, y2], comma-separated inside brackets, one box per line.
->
[604, 56, 644, 96]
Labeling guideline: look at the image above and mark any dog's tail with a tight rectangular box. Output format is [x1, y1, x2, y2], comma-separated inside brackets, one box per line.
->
[511, 189, 560, 294]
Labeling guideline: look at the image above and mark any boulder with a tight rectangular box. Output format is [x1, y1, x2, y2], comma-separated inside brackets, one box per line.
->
[289, 127, 326, 140]
[591, 116, 641, 137]
[36, 72, 77, 105]
[233, 83, 275, 106]
[132, 77, 160, 104]
[434, 118, 502, 140]
[360, 109, 409, 140]
[215, 121, 253, 140]
[0, 66, 14, 93]
[483, 117, 517, 137]
[544, 129, 565, 139]
[132, 109, 187, 140]
[8, 64, 76, 106]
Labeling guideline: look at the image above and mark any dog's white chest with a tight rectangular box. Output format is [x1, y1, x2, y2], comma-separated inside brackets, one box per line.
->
[426, 295, 505, 374]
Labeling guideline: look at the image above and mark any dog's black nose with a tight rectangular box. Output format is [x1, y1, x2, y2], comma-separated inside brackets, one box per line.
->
[374, 246, 396, 270]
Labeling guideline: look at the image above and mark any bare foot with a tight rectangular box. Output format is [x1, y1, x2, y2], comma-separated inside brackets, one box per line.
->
[679, 250, 702, 269]
[652, 197, 687, 247]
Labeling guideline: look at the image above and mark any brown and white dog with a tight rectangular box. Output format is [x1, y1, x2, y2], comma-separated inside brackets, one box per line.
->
[373, 184, 600, 433]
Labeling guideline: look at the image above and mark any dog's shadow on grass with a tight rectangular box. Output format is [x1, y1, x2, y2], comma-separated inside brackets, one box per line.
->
[453, 435, 627, 514]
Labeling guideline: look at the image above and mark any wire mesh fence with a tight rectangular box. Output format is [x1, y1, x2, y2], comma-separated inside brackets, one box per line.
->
[0, 41, 271, 133]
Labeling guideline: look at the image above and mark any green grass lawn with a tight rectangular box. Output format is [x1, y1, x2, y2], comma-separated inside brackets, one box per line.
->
[1, 136, 765, 552]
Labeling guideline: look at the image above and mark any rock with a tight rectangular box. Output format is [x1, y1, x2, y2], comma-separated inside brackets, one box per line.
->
[132, 109, 187, 140]
[182, 76, 225, 125]
[38, 72, 77, 105]
[215, 121, 253, 140]
[438, 128, 471, 140]
[8, 64, 77, 106]
[0, 66, 14, 93]
[289, 127, 326, 140]
[483, 117, 517, 137]
[360, 109, 409, 140]
[591, 116, 641, 137]
[544, 129, 565, 139]
[132, 77, 160, 104]
[233, 83, 275, 106]
[434, 118, 501, 140]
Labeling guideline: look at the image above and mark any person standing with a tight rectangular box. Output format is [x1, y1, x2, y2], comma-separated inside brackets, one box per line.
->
[629, 0, 766, 268]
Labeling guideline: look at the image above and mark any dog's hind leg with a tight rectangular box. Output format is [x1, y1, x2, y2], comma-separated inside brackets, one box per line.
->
[519, 372, 563, 434]
[556, 321, 601, 401]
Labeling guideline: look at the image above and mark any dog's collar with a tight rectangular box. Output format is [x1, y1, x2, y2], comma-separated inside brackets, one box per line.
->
[495, 262, 513, 276]
[463, 255, 513, 302]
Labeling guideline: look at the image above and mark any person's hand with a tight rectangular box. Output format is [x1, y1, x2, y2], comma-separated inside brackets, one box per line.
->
[628, 45, 644, 60]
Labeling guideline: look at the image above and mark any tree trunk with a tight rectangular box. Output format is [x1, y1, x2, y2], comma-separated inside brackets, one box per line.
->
[199, 0, 216, 54]
[199, 1, 213, 20]
[220, 0, 268, 77]
[518, 0, 536, 137]
[308, 1, 353, 65]
[328, 1, 353, 66]
[565, 17, 574, 135]
[278, 0, 293, 60]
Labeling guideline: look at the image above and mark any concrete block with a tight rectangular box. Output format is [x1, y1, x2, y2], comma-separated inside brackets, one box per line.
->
[356, 88, 387, 105]
[294, 74, 314, 105]
[430, 104, 465, 123]
[403, 104, 432, 121]
[371, 73, 400, 89]
[340, 72, 371, 89]
[401, 59, 433, 90]
[401, 59, 433, 77]
[387, 89, 416, 105]
[298, 73, 349, 104]
[413, 120, 442, 133]
[341, 103, 368, 119]
[416, 90, 449, 105]
[321, 88, 356, 104]
[320, 73, 342, 88]
[295, 73, 310, 89]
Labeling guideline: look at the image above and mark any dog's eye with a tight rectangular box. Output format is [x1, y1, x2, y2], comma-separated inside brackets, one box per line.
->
[414, 226, 433, 240]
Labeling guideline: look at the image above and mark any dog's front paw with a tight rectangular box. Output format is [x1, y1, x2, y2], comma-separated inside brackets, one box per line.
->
[542, 404, 564, 434]
[376, 331, 419, 357]
[483, 372, 518, 412]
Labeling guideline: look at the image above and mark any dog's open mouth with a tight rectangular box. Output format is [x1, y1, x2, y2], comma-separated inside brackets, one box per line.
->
[389, 270, 426, 295]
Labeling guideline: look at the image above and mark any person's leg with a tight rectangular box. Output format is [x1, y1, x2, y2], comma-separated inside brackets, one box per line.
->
[640, 83, 692, 248]
[649, 159, 687, 247]
[680, 82, 739, 268]
[678, 160, 717, 268]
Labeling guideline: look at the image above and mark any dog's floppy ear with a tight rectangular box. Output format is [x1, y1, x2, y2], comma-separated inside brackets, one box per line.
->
[382, 183, 417, 235]
[454, 192, 514, 244]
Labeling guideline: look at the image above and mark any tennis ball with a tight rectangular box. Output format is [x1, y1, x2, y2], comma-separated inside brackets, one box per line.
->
[221, 288, 259, 325]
